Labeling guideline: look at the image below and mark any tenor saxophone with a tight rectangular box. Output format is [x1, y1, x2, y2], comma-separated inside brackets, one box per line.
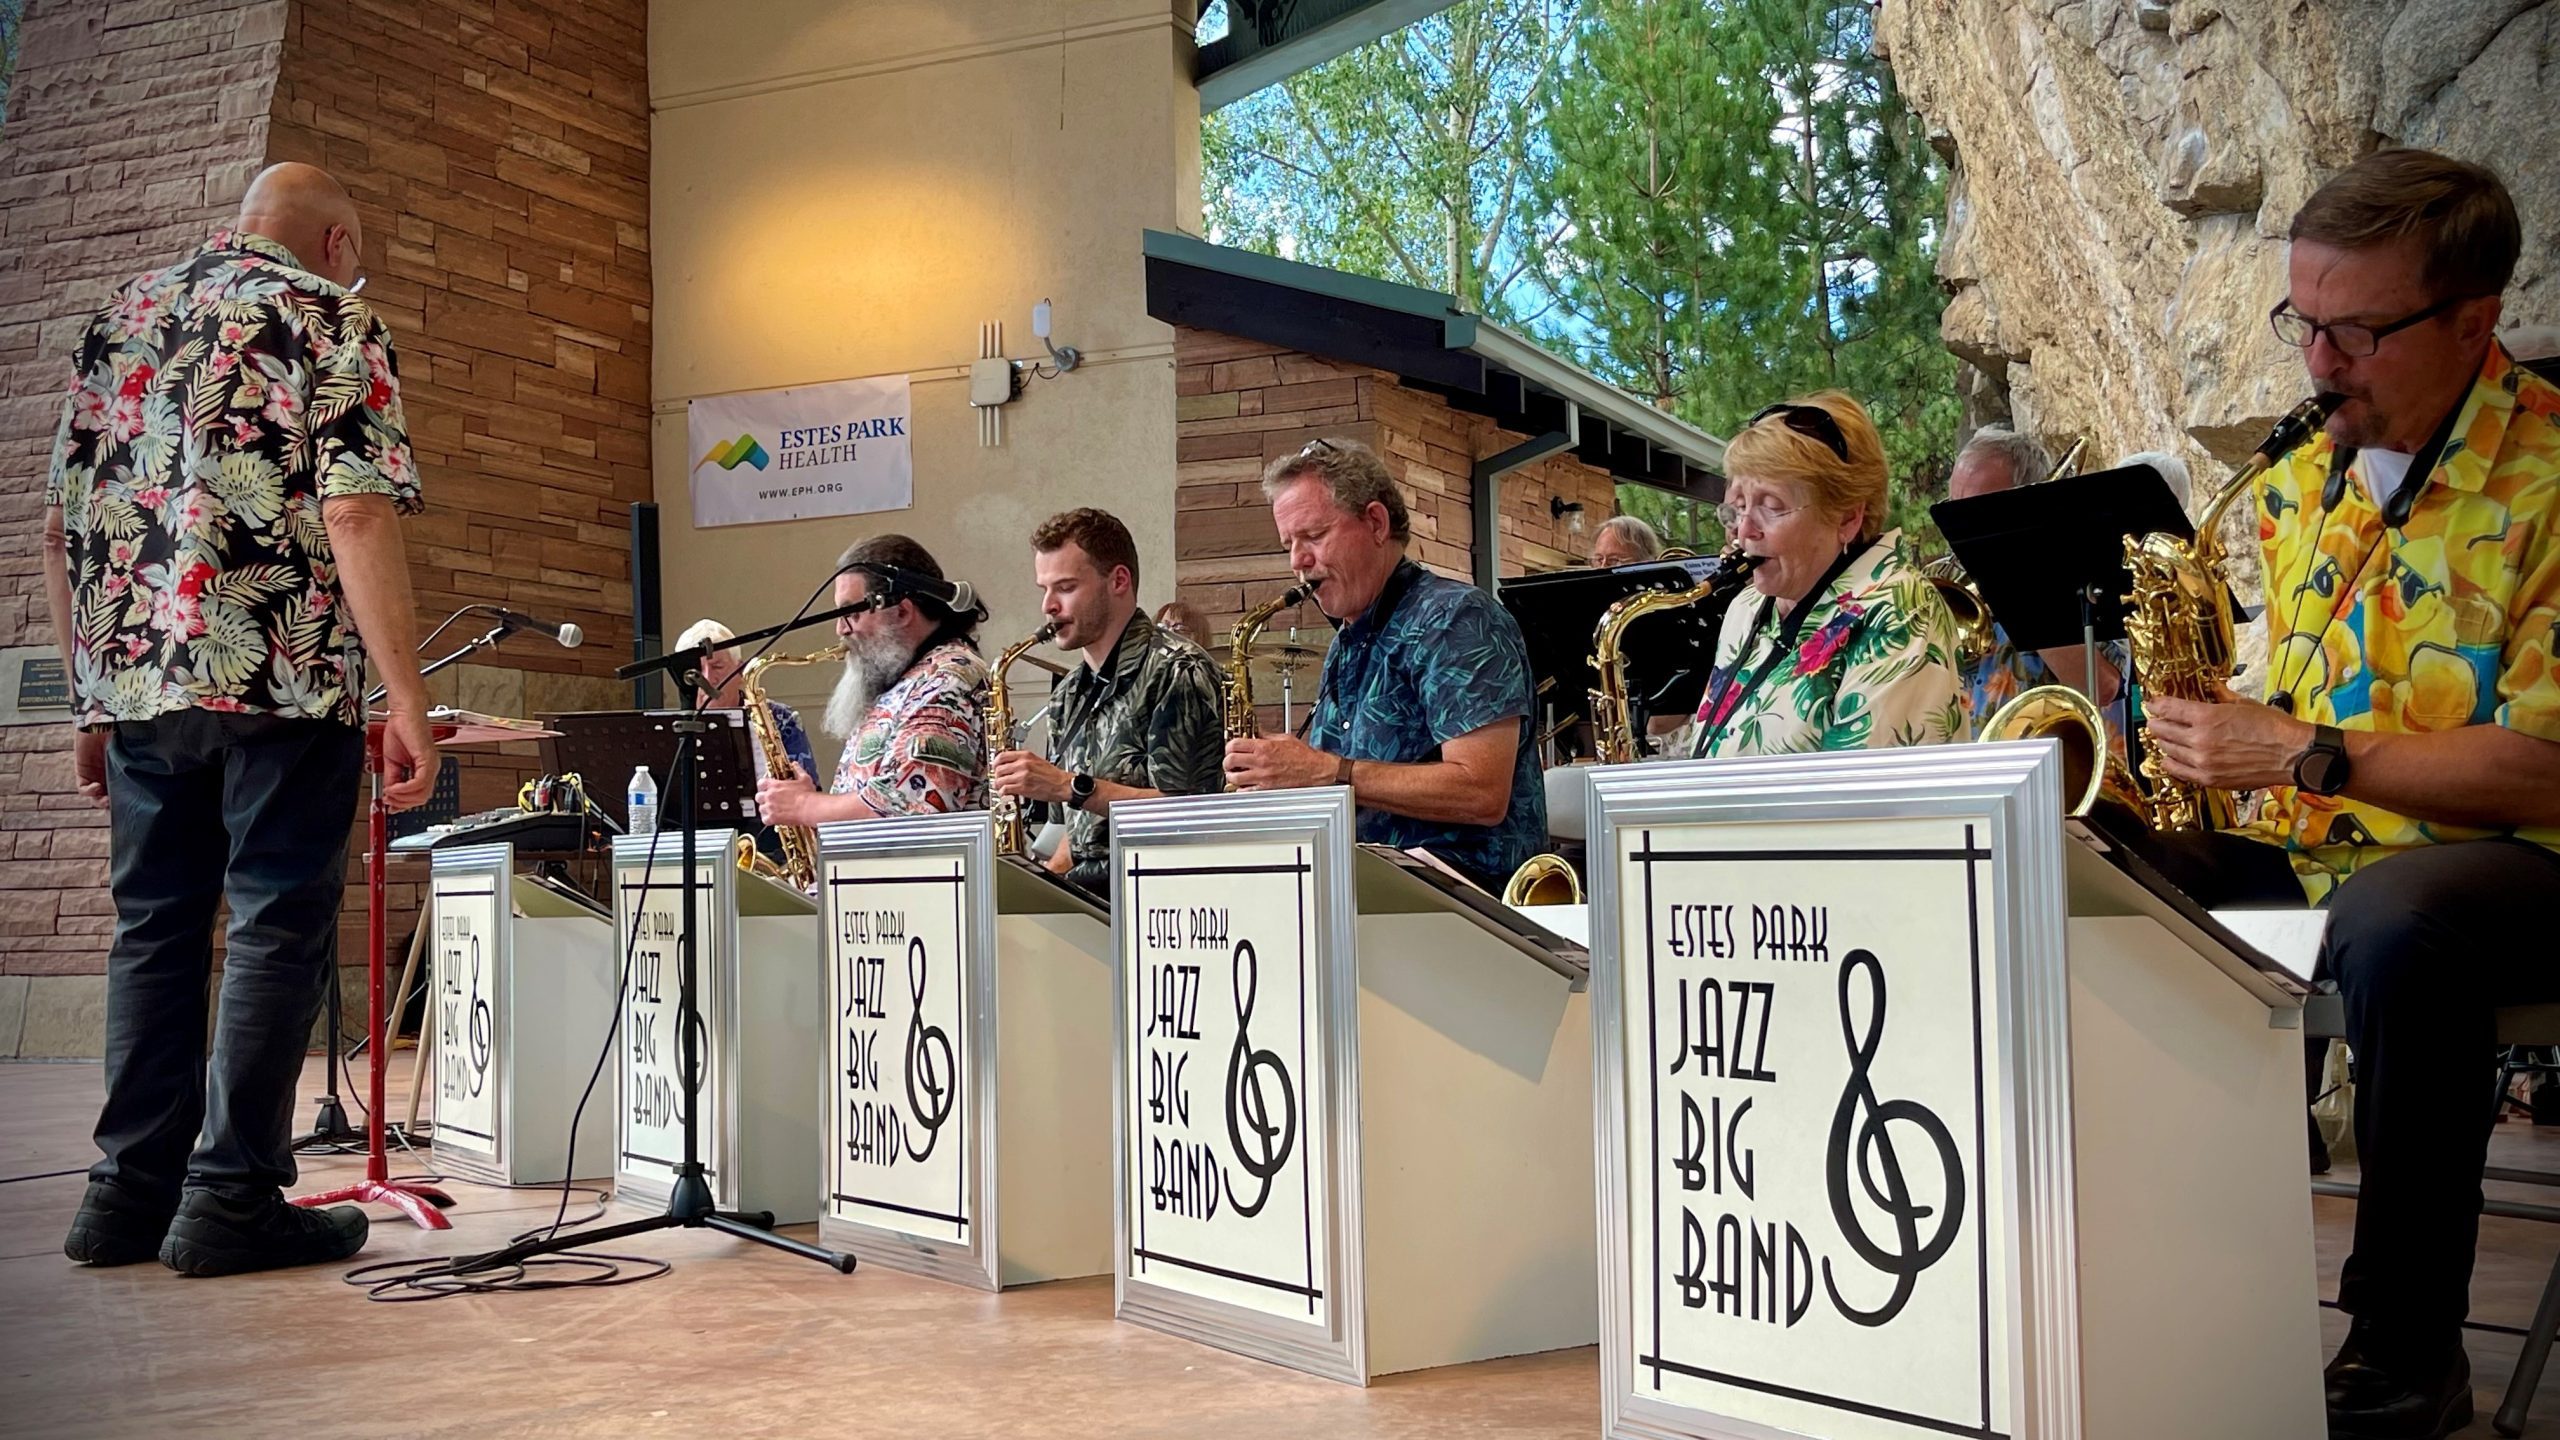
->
[1587, 546, 1763, 764]
[1223, 579, 1316, 790]
[738, 642, 844, 891]
[2121, 392, 2341, 831]
[987, 620, 1061, 856]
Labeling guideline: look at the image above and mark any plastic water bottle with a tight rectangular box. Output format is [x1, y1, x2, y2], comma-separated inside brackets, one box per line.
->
[627, 765, 659, 837]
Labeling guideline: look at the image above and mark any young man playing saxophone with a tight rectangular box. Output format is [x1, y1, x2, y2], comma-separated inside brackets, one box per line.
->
[989, 509, 1223, 894]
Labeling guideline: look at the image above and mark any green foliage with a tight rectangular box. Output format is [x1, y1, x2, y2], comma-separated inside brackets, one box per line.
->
[1536, 0, 1957, 548]
[0, 0, 25, 134]
[1202, 0, 1573, 326]
[1202, 0, 1961, 555]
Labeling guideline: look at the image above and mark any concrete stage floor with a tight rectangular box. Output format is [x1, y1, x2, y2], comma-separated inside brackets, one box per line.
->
[2, 1056, 2556, 1437]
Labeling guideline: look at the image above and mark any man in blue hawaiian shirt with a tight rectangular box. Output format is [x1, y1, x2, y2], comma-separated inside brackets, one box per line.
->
[1222, 439, 1545, 889]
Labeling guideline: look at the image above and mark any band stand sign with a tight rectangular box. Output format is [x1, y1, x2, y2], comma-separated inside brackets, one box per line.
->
[1588, 745, 2078, 1440]
[1112, 789, 1354, 1381]
[612, 830, 822, 1222]
[813, 811, 1117, 1289]
[427, 843, 616, 1187]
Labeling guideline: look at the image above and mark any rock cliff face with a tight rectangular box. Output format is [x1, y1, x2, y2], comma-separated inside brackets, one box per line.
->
[1878, 0, 2557, 481]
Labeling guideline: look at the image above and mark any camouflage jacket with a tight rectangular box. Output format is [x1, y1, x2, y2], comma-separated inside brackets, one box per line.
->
[1051, 610, 1226, 890]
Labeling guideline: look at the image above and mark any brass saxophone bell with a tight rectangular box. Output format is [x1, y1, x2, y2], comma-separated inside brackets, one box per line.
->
[1503, 852, 1584, 907]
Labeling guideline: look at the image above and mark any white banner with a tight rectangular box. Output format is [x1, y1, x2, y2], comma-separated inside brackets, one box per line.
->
[823, 853, 971, 1242]
[1618, 813, 2010, 1440]
[686, 374, 912, 529]
[431, 874, 502, 1163]
[1122, 839, 1329, 1327]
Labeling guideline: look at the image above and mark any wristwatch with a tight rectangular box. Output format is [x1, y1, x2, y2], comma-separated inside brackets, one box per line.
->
[1068, 771, 1097, 810]
[2290, 724, 2351, 796]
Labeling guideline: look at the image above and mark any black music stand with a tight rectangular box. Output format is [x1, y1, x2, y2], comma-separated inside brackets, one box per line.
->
[1931, 463, 2193, 693]
[454, 646, 856, 1278]
[1499, 556, 1726, 757]
[540, 709, 759, 835]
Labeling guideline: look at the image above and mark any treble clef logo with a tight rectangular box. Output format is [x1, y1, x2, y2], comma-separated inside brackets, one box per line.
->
[901, 935, 955, 1161]
[1821, 948, 1965, 1327]
[466, 938, 492, 1099]
[1221, 939, 1297, 1218]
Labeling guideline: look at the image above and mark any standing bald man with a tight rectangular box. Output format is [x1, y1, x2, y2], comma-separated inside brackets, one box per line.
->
[42, 163, 436, 1275]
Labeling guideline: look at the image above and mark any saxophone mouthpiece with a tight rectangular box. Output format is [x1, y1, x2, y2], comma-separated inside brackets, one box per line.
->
[1034, 619, 1060, 643]
[2259, 393, 2347, 464]
[1287, 576, 1319, 606]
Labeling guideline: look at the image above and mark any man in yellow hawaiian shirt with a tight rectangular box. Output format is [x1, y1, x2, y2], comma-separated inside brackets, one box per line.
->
[2145, 149, 2560, 1440]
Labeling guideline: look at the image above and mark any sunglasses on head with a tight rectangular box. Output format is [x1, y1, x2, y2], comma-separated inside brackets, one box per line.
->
[1749, 403, 1850, 464]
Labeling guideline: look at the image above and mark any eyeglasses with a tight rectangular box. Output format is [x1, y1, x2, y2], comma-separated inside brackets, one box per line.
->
[348, 274, 368, 295]
[1748, 402, 1851, 464]
[1715, 495, 1805, 529]
[2268, 294, 2475, 358]
[1292, 437, 1343, 462]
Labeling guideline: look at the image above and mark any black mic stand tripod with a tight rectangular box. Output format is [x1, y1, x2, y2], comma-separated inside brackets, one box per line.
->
[453, 609, 855, 1276]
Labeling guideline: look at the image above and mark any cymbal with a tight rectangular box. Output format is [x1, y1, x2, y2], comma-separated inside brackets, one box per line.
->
[1245, 645, 1324, 678]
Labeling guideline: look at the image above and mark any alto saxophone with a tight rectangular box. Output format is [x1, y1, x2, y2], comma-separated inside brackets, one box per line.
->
[2121, 392, 2340, 831]
[1587, 546, 1763, 764]
[987, 620, 1061, 856]
[1224, 579, 1316, 789]
[737, 642, 844, 891]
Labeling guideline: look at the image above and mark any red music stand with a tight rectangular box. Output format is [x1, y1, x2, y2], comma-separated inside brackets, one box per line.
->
[294, 715, 558, 1229]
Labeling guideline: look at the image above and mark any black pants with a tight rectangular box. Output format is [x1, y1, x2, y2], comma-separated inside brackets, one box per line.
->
[91, 712, 364, 1206]
[2325, 838, 2560, 1347]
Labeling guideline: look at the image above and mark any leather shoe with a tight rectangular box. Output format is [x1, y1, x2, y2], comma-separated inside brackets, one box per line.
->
[2325, 1328, 2472, 1440]
[63, 1181, 176, 1266]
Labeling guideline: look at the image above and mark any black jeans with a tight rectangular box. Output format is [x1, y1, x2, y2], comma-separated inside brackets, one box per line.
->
[91, 711, 364, 1206]
[2324, 838, 2560, 1348]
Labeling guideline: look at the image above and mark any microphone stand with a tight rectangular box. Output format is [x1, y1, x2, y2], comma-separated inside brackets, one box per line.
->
[299, 618, 521, 1154]
[452, 613, 855, 1275]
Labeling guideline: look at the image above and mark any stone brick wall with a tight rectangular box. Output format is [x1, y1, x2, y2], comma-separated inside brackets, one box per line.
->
[1171, 326, 1621, 733]
[0, 0, 288, 1049]
[263, 0, 651, 981]
[0, 0, 649, 1055]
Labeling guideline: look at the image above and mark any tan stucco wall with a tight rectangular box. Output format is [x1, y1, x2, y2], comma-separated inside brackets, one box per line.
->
[647, 0, 1202, 758]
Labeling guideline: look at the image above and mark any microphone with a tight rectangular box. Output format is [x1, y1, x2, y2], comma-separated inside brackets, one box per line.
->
[486, 606, 584, 648]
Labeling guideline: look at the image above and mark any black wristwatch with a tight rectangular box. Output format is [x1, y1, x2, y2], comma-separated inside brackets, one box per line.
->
[2291, 724, 2351, 796]
[1068, 771, 1097, 810]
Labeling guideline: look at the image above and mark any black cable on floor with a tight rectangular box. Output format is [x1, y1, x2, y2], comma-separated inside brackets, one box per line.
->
[0, 1167, 88, 1185]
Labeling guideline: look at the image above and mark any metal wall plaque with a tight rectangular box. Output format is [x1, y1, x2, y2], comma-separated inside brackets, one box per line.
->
[1589, 744, 2077, 1440]
[815, 812, 999, 1288]
[1112, 788, 1364, 1383]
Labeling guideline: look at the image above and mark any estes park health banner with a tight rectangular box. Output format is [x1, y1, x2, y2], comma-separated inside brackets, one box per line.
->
[687, 373, 913, 528]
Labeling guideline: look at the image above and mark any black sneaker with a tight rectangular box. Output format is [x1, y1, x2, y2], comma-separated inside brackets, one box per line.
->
[157, 1190, 369, 1277]
[63, 1181, 177, 1267]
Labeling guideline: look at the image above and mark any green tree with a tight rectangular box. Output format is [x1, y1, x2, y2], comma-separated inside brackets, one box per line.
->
[1535, 0, 1958, 548]
[1202, 0, 1574, 326]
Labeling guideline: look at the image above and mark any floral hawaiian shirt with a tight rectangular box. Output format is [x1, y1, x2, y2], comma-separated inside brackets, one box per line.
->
[830, 640, 991, 816]
[45, 230, 422, 728]
[1048, 611, 1224, 891]
[1691, 529, 1969, 756]
[2241, 344, 2560, 902]
[1965, 622, 2131, 745]
[1305, 558, 1546, 888]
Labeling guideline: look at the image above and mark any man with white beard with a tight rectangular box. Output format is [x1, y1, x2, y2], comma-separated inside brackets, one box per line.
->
[755, 534, 991, 826]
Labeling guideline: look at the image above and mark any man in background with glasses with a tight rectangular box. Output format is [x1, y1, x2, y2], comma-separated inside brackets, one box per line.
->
[2139, 147, 2560, 1440]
